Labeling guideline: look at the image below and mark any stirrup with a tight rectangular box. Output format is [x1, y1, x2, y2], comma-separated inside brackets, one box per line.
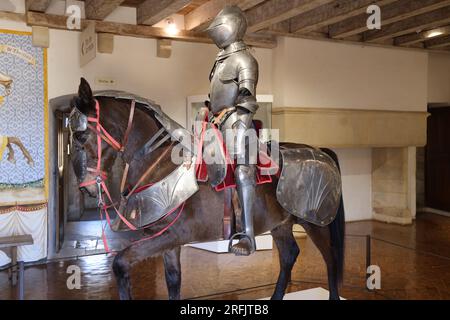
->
[228, 232, 256, 253]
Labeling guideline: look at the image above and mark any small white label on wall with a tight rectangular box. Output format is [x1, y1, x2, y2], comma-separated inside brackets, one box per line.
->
[95, 77, 116, 87]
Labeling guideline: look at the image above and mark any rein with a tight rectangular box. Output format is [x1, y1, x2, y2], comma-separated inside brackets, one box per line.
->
[78, 98, 183, 252]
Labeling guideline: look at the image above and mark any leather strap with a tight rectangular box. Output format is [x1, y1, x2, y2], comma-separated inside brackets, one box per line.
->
[120, 163, 130, 194]
[213, 107, 235, 126]
[126, 141, 175, 200]
[121, 100, 136, 152]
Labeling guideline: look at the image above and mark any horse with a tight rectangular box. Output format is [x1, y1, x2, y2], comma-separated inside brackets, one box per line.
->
[0, 136, 34, 167]
[69, 78, 345, 300]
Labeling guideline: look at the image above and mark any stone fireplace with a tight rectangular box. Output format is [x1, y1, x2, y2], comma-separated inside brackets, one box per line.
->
[272, 107, 428, 224]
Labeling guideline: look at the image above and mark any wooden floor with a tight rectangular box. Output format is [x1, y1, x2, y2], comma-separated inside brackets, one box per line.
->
[1, 212, 449, 300]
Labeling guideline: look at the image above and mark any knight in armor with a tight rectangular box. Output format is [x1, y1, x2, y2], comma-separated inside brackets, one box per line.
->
[206, 6, 259, 256]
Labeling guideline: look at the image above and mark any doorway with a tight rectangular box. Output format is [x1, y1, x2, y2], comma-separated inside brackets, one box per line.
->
[425, 105, 450, 213]
[52, 108, 129, 259]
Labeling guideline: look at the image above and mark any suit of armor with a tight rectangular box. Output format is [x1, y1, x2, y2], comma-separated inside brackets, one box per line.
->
[206, 6, 259, 256]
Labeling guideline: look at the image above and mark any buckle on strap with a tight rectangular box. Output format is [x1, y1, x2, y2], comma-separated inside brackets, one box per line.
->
[96, 176, 104, 207]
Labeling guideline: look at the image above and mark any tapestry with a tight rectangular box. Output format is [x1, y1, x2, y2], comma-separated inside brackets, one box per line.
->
[0, 204, 48, 265]
[0, 29, 47, 205]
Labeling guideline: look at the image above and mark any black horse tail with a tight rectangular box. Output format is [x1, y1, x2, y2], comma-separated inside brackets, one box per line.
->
[321, 148, 345, 285]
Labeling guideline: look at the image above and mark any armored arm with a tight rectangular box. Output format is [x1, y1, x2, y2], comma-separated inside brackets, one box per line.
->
[235, 54, 259, 114]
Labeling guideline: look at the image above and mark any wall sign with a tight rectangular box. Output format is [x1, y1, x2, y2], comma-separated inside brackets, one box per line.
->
[80, 22, 96, 67]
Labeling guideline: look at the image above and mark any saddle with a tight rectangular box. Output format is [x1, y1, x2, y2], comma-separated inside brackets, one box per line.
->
[194, 109, 279, 189]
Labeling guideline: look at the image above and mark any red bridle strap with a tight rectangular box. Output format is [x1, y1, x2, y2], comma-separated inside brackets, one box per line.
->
[77, 98, 184, 250]
[79, 98, 138, 230]
[101, 180, 137, 231]
[80, 99, 134, 186]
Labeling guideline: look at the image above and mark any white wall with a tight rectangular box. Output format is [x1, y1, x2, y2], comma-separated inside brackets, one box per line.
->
[334, 148, 372, 222]
[273, 37, 428, 111]
[272, 37, 429, 221]
[428, 52, 450, 104]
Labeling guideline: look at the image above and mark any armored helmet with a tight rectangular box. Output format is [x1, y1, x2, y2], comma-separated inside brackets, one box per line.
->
[206, 6, 248, 49]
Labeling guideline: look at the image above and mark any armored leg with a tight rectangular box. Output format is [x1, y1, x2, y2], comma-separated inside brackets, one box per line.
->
[230, 164, 257, 256]
[224, 109, 258, 256]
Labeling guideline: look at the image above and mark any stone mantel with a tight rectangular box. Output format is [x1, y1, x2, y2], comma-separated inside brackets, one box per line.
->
[272, 107, 428, 148]
[272, 106, 426, 225]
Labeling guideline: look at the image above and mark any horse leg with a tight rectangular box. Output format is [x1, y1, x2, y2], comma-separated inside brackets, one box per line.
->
[5, 140, 15, 164]
[8, 137, 34, 166]
[112, 250, 133, 300]
[163, 247, 181, 300]
[302, 223, 340, 300]
[112, 234, 179, 300]
[270, 220, 299, 300]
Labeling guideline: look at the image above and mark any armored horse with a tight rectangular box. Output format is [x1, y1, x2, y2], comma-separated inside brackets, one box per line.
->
[67, 77, 345, 300]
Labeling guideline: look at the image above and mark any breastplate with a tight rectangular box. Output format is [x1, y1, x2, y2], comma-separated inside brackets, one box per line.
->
[209, 57, 239, 114]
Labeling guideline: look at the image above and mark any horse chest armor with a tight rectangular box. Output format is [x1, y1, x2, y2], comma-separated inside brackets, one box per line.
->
[209, 57, 240, 114]
[112, 157, 199, 231]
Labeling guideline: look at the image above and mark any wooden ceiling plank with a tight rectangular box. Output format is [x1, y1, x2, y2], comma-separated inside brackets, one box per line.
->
[395, 25, 450, 46]
[84, 0, 125, 20]
[364, 5, 450, 43]
[26, 0, 51, 12]
[330, 0, 450, 39]
[260, 27, 450, 54]
[263, 27, 329, 40]
[246, 0, 336, 33]
[137, 0, 192, 25]
[184, 0, 265, 31]
[291, 0, 397, 34]
[426, 34, 450, 49]
[25, 11, 276, 49]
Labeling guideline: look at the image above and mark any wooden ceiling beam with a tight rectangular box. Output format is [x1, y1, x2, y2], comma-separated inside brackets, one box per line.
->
[25, 0, 51, 12]
[84, 0, 125, 20]
[184, 0, 265, 31]
[364, 5, 450, 43]
[289, 0, 397, 34]
[137, 0, 192, 25]
[330, 0, 450, 39]
[394, 25, 450, 46]
[425, 34, 450, 49]
[245, 0, 335, 34]
[260, 27, 450, 54]
[25, 11, 276, 48]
